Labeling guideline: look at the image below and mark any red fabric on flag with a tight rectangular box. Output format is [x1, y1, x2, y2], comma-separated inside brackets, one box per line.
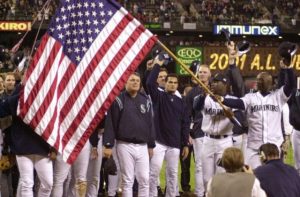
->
[17, 0, 157, 164]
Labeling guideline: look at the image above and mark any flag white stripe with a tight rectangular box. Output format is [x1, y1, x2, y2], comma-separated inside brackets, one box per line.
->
[24, 38, 57, 102]
[60, 16, 140, 133]
[63, 31, 151, 160]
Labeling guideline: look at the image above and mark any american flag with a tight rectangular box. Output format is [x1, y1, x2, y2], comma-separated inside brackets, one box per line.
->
[17, 0, 157, 164]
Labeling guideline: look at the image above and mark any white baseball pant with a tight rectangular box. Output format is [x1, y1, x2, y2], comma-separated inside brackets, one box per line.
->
[86, 135, 103, 197]
[292, 129, 300, 175]
[201, 136, 232, 189]
[232, 134, 247, 154]
[107, 145, 120, 196]
[192, 137, 205, 197]
[16, 154, 53, 197]
[52, 141, 90, 197]
[245, 148, 261, 169]
[149, 142, 180, 197]
[116, 141, 150, 197]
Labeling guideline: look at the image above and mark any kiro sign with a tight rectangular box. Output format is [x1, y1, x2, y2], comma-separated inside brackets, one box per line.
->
[214, 25, 280, 36]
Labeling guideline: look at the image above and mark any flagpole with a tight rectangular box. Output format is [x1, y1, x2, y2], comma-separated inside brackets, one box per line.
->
[157, 40, 237, 123]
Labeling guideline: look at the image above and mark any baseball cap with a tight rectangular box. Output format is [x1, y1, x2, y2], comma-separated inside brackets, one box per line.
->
[151, 45, 163, 58]
[278, 42, 298, 65]
[212, 73, 228, 84]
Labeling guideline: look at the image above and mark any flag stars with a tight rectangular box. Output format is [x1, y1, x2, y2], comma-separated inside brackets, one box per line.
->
[84, 2, 89, 8]
[95, 28, 100, 34]
[77, 3, 82, 8]
[88, 37, 93, 43]
[100, 11, 105, 17]
[92, 11, 97, 17]
[66, 39, 71, 44]
[76, 56, 81, 61]
[91, 2, 96, 8]
[67, 48, 72, 53]
[85, 11, 90, 17]
[61, 7, 65, 13]
[79, 29, 84, 35]
[58, 33, 64, 39]
[93, 20, 99, 25]
[78, 12, 83, 18]
[82, 46, 87, 52]
[74, 47, 80, 53]
[101, 19, 106, 25]
[107, 10, 113, 16]
[71, 13, 76, 18]
[55, 17, 60, 22]
[87, 29, 92, 34]
[74, 38, 79, 44]
[72, 30, 78, 35]
[86, 20, 91, 26]
[99, 2, 104, 8]
[78, 20, 84, 26]
[81, 38, 86, 44]
[57, 25, 62, 30]
[67, 5, 72, 11]
[71, 21, 77, 27]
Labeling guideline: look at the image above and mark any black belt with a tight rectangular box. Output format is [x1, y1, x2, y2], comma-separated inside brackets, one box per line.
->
[205, 134, 228, 139]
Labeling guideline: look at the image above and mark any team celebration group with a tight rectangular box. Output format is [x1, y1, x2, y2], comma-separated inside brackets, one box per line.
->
[1, 41, 300, 197]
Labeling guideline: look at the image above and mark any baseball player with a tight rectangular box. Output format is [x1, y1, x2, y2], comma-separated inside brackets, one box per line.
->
[221, 60, 295, 169]
[103, 72, 155, 197]
[185, 61, 211, 197]
[146, 58, 190, 197]
[193, 41, 245, 189]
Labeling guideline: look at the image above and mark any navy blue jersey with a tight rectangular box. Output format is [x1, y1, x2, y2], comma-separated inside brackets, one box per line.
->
[103, 91, 155, 148]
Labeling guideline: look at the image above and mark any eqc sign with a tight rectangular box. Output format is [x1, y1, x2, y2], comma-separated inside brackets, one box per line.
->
[176, 46, 203, 75]
[213, 25, 280, 36]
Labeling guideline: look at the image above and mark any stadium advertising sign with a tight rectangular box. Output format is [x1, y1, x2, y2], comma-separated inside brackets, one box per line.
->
[0, 21, 31, 31]
[203, 46, 300, 77]
[144, 23, 161, 29]
[213, 25, 280, 36]
[176, 46, 203, 75]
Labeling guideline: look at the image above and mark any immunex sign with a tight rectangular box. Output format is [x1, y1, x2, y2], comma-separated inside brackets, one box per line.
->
[0, 21, 31, 31]
[213, 25, 280, 36]
[176, 46, 203, 75]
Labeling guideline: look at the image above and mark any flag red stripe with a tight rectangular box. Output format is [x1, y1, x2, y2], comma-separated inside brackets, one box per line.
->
[59, 15, 132, 125]
[42, 108, 57, 140]
[61, 24, 144, 149]
[66, 36, 157, 163]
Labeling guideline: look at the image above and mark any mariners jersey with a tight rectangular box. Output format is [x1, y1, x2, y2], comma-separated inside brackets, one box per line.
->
[241, 87, 289, 149]
[200, 95, 236, 136]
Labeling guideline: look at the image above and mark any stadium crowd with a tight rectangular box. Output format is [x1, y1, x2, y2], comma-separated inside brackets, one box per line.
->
[0, 0, 299, 27]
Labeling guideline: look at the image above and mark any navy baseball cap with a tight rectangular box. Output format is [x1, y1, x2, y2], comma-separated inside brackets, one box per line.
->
[278, 42, 298, 65]
[190, 60, 201, 74]
[213, 73, 228, 84]
[151, 45, 162, 58]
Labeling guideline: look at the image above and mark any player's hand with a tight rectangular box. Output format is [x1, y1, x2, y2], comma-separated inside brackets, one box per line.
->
[148, 148, 154, 159]
[281, 135, 290, 158]
[91, 147, 98, 160]
[188, 135, 193, 146]
[146, 59, 154, 70]
[182, 146, 189, 160]
[103, 147, 113, 158]
[48, 150, 57, 161]
[242, 165, 253, 174]
[227, 41, 238, 64]
[152, 56, 165, 66]
[279, 59, 292, 69]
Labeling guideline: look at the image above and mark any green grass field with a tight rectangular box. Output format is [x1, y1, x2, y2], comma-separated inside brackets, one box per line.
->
[159, 144, 295, 192]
